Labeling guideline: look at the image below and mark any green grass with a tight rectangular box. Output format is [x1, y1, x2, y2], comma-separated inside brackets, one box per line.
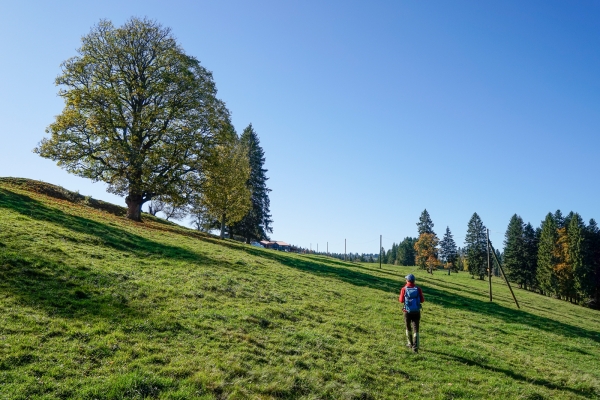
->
[0, 178, 599, 399]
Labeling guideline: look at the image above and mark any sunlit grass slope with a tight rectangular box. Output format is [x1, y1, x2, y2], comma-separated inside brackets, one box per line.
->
[0, 178, 599, 399]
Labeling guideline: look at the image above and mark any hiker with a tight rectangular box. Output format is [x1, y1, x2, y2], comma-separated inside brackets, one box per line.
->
[399, 274, 425, 352]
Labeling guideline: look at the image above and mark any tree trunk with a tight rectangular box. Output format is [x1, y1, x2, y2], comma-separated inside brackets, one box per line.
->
[245, 236, 251, 244]
[228, 226, 233, 239]
[126, 194, 144, 221]
[220, 214, 226, 239]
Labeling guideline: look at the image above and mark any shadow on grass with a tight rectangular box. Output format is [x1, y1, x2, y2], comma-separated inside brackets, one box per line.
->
[0, 188, 220, 319]
[222, 243, 600, 345]
[0, 188, 211, 264]
[0, 251, 140, 319]
[429, 349, 598, 398]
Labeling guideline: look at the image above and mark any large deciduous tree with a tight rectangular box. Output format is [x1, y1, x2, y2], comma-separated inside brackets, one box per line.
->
[34, 18, 229, 221]
[231, 124, 273, 243]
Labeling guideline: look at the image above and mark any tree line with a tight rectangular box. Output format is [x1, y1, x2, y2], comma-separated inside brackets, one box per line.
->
[381, 209, 599, 308]
[504, 210, 600, 308]
[34, 17, 272, 243]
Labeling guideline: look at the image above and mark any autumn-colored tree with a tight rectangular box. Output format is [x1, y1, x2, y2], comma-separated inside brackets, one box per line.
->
[414, 233, 439, 274]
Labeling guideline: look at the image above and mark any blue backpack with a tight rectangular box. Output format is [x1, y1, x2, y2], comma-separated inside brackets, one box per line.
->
[404, 286, 421, 313]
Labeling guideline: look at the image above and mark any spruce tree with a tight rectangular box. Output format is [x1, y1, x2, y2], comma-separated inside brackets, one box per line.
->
[417, 209, 435, 235]
[569, 213, 591, 301]
[503, 214, 526, 287]
[586, 219, 600, 307]
[232, 124, 273, 243]
[554, 210, 565, 229]
[537, 213, 559, 296]
[523, 222, 539, 290]
[439, 227, 458, 270]
[397, 237, 416, 266]
[465, 213, 487, 279]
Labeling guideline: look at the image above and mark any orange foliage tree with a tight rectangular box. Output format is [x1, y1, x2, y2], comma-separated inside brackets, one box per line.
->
[414, 233, 440, 274]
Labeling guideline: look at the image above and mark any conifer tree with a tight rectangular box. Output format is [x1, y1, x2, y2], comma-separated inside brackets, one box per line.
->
[232, 124, 273, 243]
[569, 213, 591, 301]
[439, 227, 458, 270]
[465, 213, 487, 279]
[503, 214, 526, 287]
[554, 210, 565, 229]
[523, 222, 539, 290]
[417, 209, 435, 235]
[586, 219, 600, 307]
[397, 237, 417, 266]
[537, 213, 559, 296]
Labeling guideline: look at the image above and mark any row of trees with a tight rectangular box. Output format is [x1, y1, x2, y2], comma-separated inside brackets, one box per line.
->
[504, 211, 600, 307]
[380, 210, 491, 279]
[34, 18, 272, 243]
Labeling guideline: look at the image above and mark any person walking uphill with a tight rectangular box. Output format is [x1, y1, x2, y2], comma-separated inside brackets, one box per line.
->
[399, 274, 425, 353]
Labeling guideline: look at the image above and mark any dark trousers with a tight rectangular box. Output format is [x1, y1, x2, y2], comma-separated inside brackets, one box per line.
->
[404, 312, 421, 333]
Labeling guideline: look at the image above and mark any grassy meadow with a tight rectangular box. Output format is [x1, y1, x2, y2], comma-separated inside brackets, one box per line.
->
[0, 178, 599, 399]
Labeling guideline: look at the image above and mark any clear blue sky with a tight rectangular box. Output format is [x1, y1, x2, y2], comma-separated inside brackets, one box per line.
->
[1, 1, 598, 254]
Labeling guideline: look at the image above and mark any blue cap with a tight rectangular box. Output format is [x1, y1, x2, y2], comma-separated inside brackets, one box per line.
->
[405, 274, 415, 282]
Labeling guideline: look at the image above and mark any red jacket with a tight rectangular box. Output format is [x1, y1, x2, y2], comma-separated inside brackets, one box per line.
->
[399, 282, 425, 312]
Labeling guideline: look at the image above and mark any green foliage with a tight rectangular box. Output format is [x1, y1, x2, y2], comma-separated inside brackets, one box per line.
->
[503, 214, 526, 285]
[397, 237, 417, 266]
[439, 227, 458, 270]
[34, 17, 229, 221]
[570, 214, 592, 299]
[465, 213, 487, 279]
[0, 179, 599, 399]
[523, 222, 539, 289]
[231, 124, 273, 243]
[196, 136, 252, 239]
[416, 209, 435, 235]
[537, 213, 559, 295]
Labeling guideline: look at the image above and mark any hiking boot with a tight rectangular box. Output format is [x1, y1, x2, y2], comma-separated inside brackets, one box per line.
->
[405, 330, 413, 349]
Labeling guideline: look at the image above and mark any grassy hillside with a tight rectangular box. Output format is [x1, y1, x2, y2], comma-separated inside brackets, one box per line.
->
[0, 178, 599, 400]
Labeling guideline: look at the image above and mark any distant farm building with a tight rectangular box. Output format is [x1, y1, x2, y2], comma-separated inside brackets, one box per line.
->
[260, 240, 291, 251]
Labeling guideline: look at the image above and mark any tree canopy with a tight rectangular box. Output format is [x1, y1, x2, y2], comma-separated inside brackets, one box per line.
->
[417, 209, 435, 235]
[35, 18, 230, 221]
[231, 124, 273, 243]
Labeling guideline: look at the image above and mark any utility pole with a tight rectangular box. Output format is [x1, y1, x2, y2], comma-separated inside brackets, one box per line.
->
[317, 243, 318, 253]
[345, 239, 347, 261]
[327, 242, 328, 255]
[487, 229, 492, 302]
[488, 240, 520, 309]
[380, 235, 382, 269]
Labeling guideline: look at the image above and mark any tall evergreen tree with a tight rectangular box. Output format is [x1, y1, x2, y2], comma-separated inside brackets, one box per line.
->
[554, 210, 565, 229]
[586, 219, 600, 307]
[537, 213, 559, 296]
[523, 222, 539, 290]
[417, 209, 435, 235]
[439, 227, 458, 270]
[465, 212, 487, 280]
[231, 124, 273, 243]
[397, 237, 417, 266]
[569, 213, 591, 301]
[503, 214, 526, 287]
